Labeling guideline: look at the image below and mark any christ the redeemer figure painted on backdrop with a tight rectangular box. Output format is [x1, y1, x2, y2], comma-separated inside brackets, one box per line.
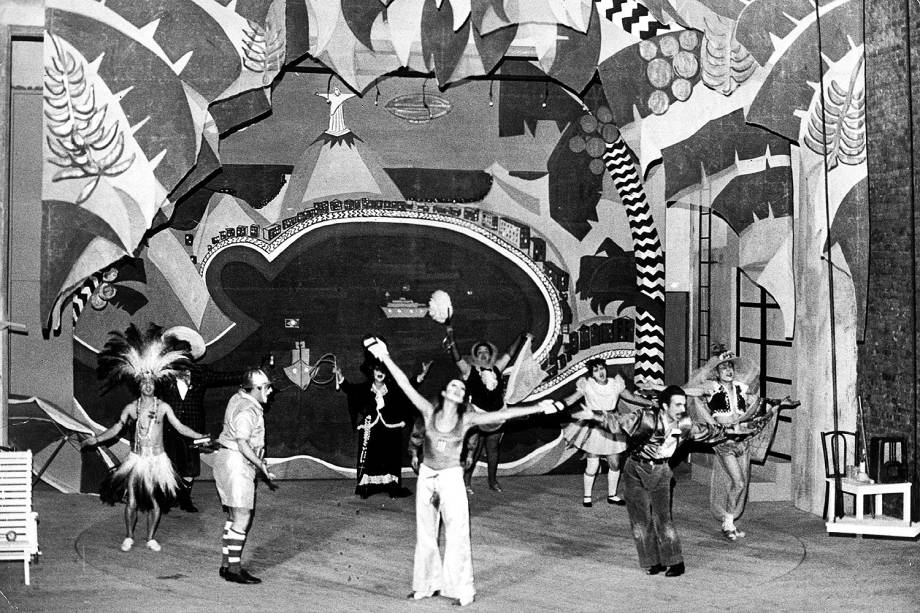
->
[315, 87, 357, 136]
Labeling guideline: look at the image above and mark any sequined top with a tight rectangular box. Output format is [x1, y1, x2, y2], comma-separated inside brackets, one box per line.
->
[705, 381, 749, 425]
[613, 408, 725, 461]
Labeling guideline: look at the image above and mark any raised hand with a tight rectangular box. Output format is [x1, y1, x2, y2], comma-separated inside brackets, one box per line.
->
[569, 407, 596, 422]
[442, 326, 458, 354]
[539, 399, 565, 415]
[363, 336, 389, 360]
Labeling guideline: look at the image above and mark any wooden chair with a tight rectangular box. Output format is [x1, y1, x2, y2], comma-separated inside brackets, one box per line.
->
[0, 451, 39, 584]
[821, 430, 856, 520]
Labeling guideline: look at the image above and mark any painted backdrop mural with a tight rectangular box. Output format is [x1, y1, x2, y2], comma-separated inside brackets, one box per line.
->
[43, 0, 867, 502]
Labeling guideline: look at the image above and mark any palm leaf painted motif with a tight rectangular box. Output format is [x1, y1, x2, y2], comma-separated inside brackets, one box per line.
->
[802, 56, 866, 170]
[740, 0, 861, 141]
[700, 13, 757, 95]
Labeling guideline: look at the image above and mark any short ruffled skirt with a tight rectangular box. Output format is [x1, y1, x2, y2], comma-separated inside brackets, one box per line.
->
[563, 420, 627, 456]
[99, 449, 184, 512]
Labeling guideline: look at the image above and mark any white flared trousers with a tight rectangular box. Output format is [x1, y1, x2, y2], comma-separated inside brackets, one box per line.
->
[413, 464, 475, 601]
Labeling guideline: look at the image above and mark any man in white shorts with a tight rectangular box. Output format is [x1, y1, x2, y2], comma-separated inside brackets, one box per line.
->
[212, 368, 275, 584]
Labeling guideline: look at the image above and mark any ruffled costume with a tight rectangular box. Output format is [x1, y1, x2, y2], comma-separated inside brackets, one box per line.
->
[686, 347, 770, 527]
[563, 376, 628, 456]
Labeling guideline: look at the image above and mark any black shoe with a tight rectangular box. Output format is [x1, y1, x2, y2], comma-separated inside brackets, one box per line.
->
[645, 564, 666, 575]
[180, 500, 199, 513]
[224, 569, 260, 584]
[219, 567, 227, 578]
[582, 496, 593, 508]
[665, 562, 685, 577]
[488, 481, 503, 492]
[607, 495, 626, 506]
[238, 569, 262, 584]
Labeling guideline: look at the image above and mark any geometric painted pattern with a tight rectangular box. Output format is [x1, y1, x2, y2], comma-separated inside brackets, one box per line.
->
[603, 136, 665, 385]
[68, 272, 103, 332]
[595, 0, 675, 40]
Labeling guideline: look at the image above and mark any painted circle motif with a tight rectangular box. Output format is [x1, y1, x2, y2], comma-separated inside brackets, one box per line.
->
[596, 106, 613, 124]
[638, 39, 659, 60]
[647, 58, 673, 88]
[90, 292, 108, 311]
[579, 114, 598, 133]
[679, 30, 700, 50]
[672, 78, 693, 101]
[588, 158, 606, 175]
[673, 51, 699, 79]
[659, 35, 680, 57]
[648, 90, 670, 115]
[601, 123, 620, 143]
[585, 137, 606, 158]
[569, 135, 586, 153]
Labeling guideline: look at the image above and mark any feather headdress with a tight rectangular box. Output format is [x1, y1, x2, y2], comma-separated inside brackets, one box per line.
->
[97, 323, 193, 390]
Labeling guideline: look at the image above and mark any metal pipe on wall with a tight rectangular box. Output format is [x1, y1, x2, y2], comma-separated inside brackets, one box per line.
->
[0, 23, 11, 447]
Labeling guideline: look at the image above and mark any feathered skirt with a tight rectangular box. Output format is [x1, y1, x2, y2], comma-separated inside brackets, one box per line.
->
[99, 449, 184, 512]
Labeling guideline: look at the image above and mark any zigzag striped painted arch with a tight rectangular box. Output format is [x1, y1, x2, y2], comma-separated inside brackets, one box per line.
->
[602, 137, 665, 386]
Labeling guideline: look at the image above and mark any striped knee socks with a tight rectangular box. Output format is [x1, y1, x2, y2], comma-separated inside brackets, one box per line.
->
[224, 527, 247, 573]
[220, 520, 232, 570]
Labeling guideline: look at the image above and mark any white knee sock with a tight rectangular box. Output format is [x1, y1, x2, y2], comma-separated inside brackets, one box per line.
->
[583, 471, 596, 498]
[607, 469, 621, 498]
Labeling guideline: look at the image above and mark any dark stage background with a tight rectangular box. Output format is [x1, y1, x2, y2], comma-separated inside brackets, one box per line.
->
[75, 222, 567, 469]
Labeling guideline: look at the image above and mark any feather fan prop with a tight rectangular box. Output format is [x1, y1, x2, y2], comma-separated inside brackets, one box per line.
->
[428, 290, 453, 324]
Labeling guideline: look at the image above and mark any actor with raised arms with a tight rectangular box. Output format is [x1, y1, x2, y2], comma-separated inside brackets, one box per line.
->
[363, 336, 562, 607]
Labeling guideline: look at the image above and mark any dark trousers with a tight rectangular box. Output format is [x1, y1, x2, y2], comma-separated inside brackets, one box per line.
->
[622, 457, 683, 568]
[463, 429, 502, 486]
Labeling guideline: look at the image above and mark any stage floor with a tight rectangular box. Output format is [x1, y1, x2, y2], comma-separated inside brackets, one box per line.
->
[3, 472, 918, 612]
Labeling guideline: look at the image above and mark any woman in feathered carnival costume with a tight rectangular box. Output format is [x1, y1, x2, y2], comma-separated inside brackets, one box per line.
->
[83, 324, 210, 553]
[681, 343, 798, 541]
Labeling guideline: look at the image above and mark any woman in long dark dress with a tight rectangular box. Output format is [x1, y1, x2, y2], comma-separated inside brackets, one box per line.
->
[334, 357, 429, 498]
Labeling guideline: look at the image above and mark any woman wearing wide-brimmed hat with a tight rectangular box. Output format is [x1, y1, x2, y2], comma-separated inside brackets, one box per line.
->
[683, 344, 798, 541]
[334, 348, 431, 499]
